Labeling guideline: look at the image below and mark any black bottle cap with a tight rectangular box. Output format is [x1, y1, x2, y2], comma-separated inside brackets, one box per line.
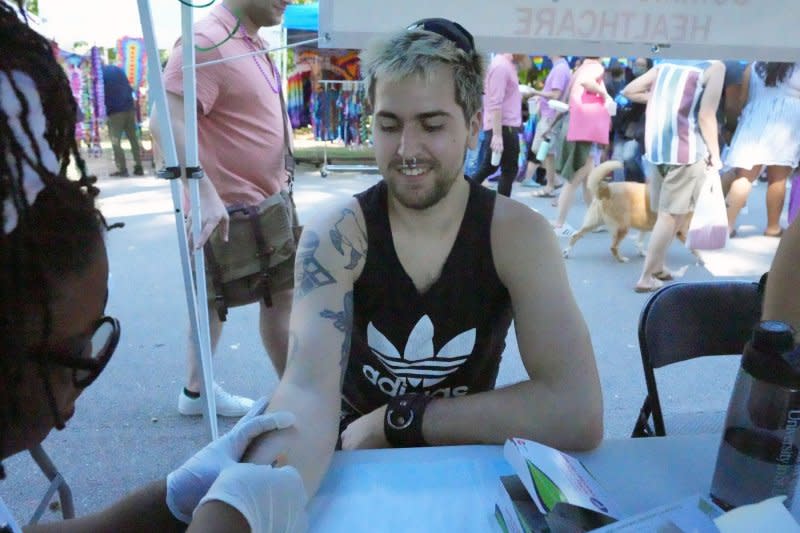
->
[751, 320, 795, 354]
[742, 321, 800, 389]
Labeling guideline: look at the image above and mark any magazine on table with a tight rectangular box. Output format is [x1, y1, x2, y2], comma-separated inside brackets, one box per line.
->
[495, 438, 724, 533]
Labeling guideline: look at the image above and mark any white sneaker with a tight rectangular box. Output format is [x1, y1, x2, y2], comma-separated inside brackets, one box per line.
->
[178, 383, 255, 417]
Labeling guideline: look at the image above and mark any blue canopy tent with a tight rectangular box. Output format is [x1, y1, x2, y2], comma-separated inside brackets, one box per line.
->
[284, 2, 319, 46]
[285, 3, 318, 32]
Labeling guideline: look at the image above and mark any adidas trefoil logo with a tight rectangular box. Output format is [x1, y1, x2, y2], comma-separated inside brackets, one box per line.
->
[367, 315, 476, 388]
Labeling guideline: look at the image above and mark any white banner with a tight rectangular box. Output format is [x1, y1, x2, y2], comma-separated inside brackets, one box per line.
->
[320, 0, 799, 61]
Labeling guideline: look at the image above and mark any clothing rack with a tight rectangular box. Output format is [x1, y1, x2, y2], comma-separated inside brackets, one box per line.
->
[317, 79, 378, 177]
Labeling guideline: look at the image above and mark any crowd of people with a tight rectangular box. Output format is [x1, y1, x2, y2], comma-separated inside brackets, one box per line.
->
[467, 50, 798, 291]
[2, 0, 799, 531]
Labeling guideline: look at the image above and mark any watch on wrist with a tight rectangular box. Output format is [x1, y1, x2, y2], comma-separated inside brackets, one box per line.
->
[384, 393, 433, 448]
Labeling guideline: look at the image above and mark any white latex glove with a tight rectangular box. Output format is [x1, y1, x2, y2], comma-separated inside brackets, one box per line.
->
[166, 397, 295, 523]
[196, 463, 307, 533]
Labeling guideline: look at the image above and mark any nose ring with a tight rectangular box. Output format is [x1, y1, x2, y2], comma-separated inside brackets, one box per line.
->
[404, 157, 417, 168]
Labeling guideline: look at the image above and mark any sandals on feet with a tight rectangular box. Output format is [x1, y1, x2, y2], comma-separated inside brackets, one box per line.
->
[634, 278, 665, 293]
[653, 271, 674, 281]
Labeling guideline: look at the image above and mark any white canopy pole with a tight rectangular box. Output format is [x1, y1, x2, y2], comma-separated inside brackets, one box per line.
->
[180, 2, 219, 441]
[136, 0, 218, 440]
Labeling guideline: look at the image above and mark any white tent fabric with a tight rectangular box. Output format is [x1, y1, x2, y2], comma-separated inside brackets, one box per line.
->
[38, 0, 282, 51]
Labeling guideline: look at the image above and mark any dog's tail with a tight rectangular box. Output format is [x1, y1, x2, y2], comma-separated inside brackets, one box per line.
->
[587, 160, 623, 199]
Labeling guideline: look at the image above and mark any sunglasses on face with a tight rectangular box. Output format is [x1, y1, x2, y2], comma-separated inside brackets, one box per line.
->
[32, 316, 120, 431]
[406, 18, 475, 54]
[32, 316, 121, 388]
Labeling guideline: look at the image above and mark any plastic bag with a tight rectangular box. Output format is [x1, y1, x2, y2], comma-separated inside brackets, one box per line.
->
[686, 169, 729, 250]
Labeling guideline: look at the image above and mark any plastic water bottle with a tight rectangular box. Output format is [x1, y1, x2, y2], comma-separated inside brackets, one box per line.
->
[491, 150, 502, 166]
[710, 321, 800, 510]
[536, 137, 552, 161]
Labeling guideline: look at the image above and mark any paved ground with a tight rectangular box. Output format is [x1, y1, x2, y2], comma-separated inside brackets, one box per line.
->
[3, 151, 787, 523]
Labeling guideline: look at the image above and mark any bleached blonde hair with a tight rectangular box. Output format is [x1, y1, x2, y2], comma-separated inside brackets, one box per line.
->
[360, 28, 485, 123]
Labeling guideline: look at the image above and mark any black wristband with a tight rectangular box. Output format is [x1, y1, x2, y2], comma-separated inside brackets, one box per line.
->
[384, 393, 434, 448]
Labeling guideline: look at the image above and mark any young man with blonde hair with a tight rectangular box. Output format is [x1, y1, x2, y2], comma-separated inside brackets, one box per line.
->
[242, 19, 604, 498]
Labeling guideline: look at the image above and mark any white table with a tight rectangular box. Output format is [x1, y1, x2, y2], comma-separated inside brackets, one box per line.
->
[308, 434, 790, 532]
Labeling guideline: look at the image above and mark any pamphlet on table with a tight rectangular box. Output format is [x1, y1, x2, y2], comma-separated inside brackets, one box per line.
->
[495, 438, 725, 533]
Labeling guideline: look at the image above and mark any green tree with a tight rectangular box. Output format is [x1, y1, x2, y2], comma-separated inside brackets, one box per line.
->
[25, 0, 38, 15]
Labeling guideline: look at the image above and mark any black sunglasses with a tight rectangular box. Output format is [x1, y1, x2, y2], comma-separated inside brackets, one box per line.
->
[32, 316, 120, 430]
[406, 18, 475, 54]
[33, 316, 121, 388]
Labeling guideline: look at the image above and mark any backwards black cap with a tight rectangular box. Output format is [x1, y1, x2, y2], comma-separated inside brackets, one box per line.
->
[406, 18, 475, 54]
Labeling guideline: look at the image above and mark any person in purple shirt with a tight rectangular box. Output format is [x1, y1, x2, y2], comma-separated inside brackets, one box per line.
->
[522, 55, 571, 196]
[470, 53, 532, 197]
[102, 64, 143, 177]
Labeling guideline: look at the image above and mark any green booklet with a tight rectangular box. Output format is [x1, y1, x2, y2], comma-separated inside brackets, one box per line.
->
[496, 438, 621, 532]
[504, 438, 621, 518]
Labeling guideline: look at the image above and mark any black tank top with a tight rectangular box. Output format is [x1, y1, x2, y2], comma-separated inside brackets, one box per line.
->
[340, 178, 513, 428]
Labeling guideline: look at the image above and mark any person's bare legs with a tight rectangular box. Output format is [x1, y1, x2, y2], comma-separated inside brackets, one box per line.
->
[555, 158, 594, 227]
[765, 165, 792, 236]
[523, 160, 540, 182]
[530, 154, 562, 196]
[258, 288, 292, 377]
[636, 211, 688, 291]
[544, 154, 558, 189]
[725, 166, 761, 234]
[720, 167, 738, 197]
[186, 304, 224, 393]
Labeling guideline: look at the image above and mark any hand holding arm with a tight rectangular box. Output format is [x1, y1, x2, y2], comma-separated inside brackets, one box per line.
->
[166, 398, 295, 523]
[242, 201, 366, 497]
[192, 463, 307, 533]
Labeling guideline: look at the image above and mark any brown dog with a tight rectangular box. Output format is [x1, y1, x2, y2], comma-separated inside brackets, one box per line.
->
[563, 160, 690, 262]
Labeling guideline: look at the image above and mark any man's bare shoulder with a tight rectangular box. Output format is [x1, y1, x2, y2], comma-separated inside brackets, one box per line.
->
[303, 197, 366, 242]
[492, 194, 552, 239]
[490, 194, 562, 281]
[297, 197, 368, 284]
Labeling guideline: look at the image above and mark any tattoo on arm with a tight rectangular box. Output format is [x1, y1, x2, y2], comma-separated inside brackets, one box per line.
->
[320, 291, 354, 381]
[329, 209, 367, 270]
[296, 230, 336, 298]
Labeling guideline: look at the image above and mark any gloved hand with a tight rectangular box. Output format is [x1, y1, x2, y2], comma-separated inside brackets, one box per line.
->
[166, 397, 295, 523]
[195, 463, 307, 533]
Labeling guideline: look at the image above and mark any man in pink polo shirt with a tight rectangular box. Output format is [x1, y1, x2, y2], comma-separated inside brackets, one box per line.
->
[470, 53, 531, 197]
[152, 0, 294, 417]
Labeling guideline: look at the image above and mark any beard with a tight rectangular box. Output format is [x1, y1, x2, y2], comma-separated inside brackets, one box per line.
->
[386, 148, 467, 210]
[245, 4, 282, 28]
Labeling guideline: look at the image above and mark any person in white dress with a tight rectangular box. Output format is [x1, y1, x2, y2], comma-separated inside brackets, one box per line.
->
[724, 62, 800, 237]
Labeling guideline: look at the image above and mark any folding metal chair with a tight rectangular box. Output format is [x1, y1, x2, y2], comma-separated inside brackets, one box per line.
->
[27, 444, 74, 524]
[631, 279, 764, 438]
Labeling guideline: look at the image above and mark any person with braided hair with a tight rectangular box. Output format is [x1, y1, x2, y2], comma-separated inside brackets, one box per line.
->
[0, 3, 305, 532]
